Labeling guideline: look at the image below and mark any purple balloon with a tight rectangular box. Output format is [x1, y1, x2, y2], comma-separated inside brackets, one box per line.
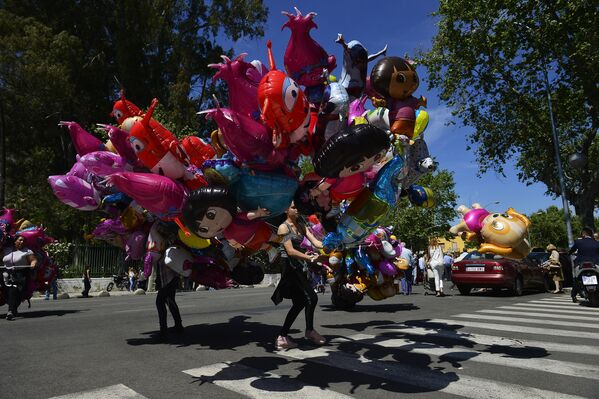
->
[348, 96, 368, 126]
[59, 121, 106, 156]
[377, 259, 397, 277]
[125, 230, 147, 261]
[48, 175, 101, 211]
[79, 151, 128, 177]
[97, 124, 138, 164]
[92, 218, 128, 239]
[464, 208, 491, 232]
[66, 160, 93, 181]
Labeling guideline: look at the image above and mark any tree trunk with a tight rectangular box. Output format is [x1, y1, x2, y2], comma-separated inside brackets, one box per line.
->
[571, 190, 596, 231]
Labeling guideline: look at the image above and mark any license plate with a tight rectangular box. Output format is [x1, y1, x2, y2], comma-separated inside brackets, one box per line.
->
[582, 275, 598, 285]
[467, 267, 485, 272]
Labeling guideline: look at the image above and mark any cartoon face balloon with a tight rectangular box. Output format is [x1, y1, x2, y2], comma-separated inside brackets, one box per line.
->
[370, 57, 419, 101]
[258, 41, 310, 139]
[181, 187, 237, 238]
[478, 208, 532, 260]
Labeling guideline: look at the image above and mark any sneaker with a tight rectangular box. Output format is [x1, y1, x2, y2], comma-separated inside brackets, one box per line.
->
[305, 330, 326, 345]
[275, 335, 298, 350]
[6, 312, 14, 321]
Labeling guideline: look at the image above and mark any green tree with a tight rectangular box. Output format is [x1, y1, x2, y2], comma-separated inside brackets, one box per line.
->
[0, 1, 268, 241]
[528, 206, 582, 250]
[421, 1, 598, 228]
[383, 169, 458, 251]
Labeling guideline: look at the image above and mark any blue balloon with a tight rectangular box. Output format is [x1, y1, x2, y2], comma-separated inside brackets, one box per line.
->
[353, 246, 376, 276]
[372, 155, 404, 205]
[233, 169, 298, 216]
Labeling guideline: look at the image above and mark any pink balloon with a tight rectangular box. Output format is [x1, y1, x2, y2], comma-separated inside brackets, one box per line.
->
[48, 175, 101, 211]
[66, 161, 93, 181]
[59, 121, 106, 156]
[377, 259, 397, 277]
[348, 96, 368, 126]
[97, 124, 138, 164]
[0, 208, 16, 226]
[464, 208, 491, 232]
[125, 230, 147, 261]
[282, 8, 336, 87]
[17, 226, 55, 251]
[202, 107, 285, 169]
[79, 151, 128, 177]
[92, 218, 128, 239]
[107, 172, 187, 219]
[209, 54, 267, 119]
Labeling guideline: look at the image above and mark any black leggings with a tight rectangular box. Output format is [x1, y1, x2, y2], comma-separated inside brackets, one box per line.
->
[6, 286, 22, 314]
[156, 278, 182, 333]
[280, 267, 318, 336]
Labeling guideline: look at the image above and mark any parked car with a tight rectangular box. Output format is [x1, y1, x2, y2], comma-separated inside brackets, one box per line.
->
[526, 250, 573, 287]
[451, 251, 550, 296]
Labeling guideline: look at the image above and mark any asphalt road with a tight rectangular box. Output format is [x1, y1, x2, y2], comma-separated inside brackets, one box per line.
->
[1, 284, 598, 399]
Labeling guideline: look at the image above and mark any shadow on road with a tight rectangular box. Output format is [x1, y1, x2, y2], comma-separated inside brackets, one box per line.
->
[0, 309, 81, 319]
[321, 302, 420, 313]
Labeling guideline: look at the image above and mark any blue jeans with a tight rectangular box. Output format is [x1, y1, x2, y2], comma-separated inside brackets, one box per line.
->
[45, 279, 58, 300]
[401, 267, 413, 295]
[129, 277, 136, 291]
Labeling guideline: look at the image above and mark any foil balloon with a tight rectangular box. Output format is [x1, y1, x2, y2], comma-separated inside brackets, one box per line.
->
[407, 185, 435, 208]
[231, 261, 265, 285]
[397, 139, 436, 191]
[258, 40, 310, 147]
[107, 172, 188, 219]
[450, 204, 491, 235]
[66, 160, 93, 181]
[111, 90, 142, 125]
[144, 221, 167, 277]
[336, 34, 387, 99]
[347, 96, 368, 126]
[79, 151, 128, 178]
[209, 53, 267, 119]
[369, 56, 427, 139]
[319, 82, 349, 141]
[181, 186, 237, 238]
[0, 208, 16, 227]
[477, 209, 532, 260]
[353, 246, 375, 276]
[282, 7, 336, 102]
[224, 213, 275, 251]
[413, 109, 429, 139]
[180, 136, 216, 169]
[192, 262, 232, 289]
[48, 175, 101, 211]
[125, 230, 147, 261]
[97, 124, 138, 165]
[377, 258, 397, 277]
[232, 169, 298, 217]
[17, 226, 55, 251]
[177, 229, 211, 249]
[163, 246, 194, 278]
[59, 121, 106, 156]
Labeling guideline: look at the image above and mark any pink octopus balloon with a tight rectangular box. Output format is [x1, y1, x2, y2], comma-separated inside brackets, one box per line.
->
[48, 175, 101, 211]
[59, 121, 106, 156]
[209, 54, 267, 119]
[282, 7, 336, 88]
[79, 151, 128, 178]
[107, 172, 187, 219]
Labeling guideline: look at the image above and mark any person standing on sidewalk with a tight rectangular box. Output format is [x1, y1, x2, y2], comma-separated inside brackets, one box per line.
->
[44, 267, 59, 300]
[428, 238, 445, 297]
[545, 244, 564, 294]
[81, 266, 91, 298]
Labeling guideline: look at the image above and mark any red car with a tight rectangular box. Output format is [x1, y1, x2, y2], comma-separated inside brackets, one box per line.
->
[451, 251, 549, 296]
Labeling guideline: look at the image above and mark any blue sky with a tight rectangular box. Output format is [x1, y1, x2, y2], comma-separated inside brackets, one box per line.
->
[222, 0, 563, 216]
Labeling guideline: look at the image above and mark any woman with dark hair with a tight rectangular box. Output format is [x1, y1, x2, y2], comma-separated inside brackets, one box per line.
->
[310, 124, 389, 217]
[272, 202, 327, 350]
[181, 186, 237, 238]
[2, 235, 37, 320]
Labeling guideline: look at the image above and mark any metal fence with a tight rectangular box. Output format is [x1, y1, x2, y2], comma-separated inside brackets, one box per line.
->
[65, 244, 143, 278]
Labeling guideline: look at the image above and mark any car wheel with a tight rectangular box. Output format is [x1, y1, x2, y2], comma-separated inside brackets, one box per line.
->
[511, 277, 523, 296]
[457, 285, 471, 296]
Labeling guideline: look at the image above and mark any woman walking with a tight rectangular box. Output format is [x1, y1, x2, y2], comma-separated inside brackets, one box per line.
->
[545, 244, 564, 294]
[271, 203, 327, 350]
[428, 238, 445, 297]
[2, 235, 37, 320]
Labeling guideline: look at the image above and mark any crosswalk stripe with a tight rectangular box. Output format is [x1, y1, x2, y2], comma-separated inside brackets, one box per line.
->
[513, 302, 595, 311]
[338, 334, 599, 381]
[48, 384, 148, 399]
[454, 313, 599, 329]
[279, 346, 588, 399]
[427, 318, 599, 340]
[499, 305, 596, 315]
[377, 325, 599, 356]
[183, 362, 352, 398]
[478, 309, 598, 321]
[532, 299, 594, 307]
[538, 297, 576, 302]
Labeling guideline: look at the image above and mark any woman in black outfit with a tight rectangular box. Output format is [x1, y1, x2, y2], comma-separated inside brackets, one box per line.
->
[271, 202, 326, 350]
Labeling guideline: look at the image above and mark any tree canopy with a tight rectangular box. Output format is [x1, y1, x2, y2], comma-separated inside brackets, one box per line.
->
[421, 0, 598, 228]
[0, 0, 268, 240]
[384, 169, 458, 251]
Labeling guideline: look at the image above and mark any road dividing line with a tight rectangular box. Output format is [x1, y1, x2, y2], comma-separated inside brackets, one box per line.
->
[478, 309, 598, 321]
[378, 326, 599, 356]
[183, 362, 352, 399]
[279, 346, 588, 399]
[453, 313, 599, 329]
[48, 384, 148, 399]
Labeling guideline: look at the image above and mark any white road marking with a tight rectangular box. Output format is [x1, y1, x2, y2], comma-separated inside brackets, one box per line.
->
[478, 309, 598, 321]
[498, 305, 596, 315]
[453, 313, 599, 329]
[183, 362, 352, 398]
[48, 384, 148, 399]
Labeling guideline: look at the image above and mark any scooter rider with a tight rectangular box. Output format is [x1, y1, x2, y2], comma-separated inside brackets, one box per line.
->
[569, 227, 599, 303]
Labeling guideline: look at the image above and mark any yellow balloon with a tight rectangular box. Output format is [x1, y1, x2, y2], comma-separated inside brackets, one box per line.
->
[413, 110, 429, 139]
[178, 229, 211, 249]
[421, 187, 435, 208]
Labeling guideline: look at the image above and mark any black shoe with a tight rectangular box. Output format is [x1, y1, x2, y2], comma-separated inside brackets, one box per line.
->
[6, 312, 14, 321]
[174, 324, 184, 334]
[572, 297, 578, 303]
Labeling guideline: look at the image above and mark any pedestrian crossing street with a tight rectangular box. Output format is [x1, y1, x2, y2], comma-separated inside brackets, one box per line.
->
[49, 296, 599, 399]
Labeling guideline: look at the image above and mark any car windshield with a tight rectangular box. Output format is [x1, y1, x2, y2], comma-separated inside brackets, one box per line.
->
[526, 251, 550, 264]
[463, 251, 503, 260]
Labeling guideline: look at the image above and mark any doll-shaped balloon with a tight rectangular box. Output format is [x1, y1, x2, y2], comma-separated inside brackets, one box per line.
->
[258, 40, 311, 149]
[223, 207, 279, 252]
[311, 124, 390, 212]
[282, 8, 336, 103]
[107, 172, 188, 219]
[449, 203, 490, 240]
[208, 53, 267, 120]
[336, 34, 387, 100]
[318, 82, 349, 141]
[478, 209, 532, 260]
[59, 121, 106, 156]
[111, 90, 142, 125]
[180, 136, 216, 169]
[181, 186, 237, 239]
[48, 175, 102, 211]
[370, 56, 427, 139]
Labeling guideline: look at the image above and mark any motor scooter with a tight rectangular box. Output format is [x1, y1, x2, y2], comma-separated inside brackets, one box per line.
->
[573, 261, 599, 307]
[106, 274, 130, 292]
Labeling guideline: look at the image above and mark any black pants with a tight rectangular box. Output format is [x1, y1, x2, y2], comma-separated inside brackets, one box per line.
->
[82, 278, 91, 297]
[156, 278, 182, 333]
[6, 286, 21, 314]
[280, 265, 318, 337]
[571, 280, 581, 300]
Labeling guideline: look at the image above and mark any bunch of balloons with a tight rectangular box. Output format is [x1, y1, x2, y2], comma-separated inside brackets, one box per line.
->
[0, 208, 58, 307]
[49, 7, 438, 300]
[450, 204, 532, 260]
